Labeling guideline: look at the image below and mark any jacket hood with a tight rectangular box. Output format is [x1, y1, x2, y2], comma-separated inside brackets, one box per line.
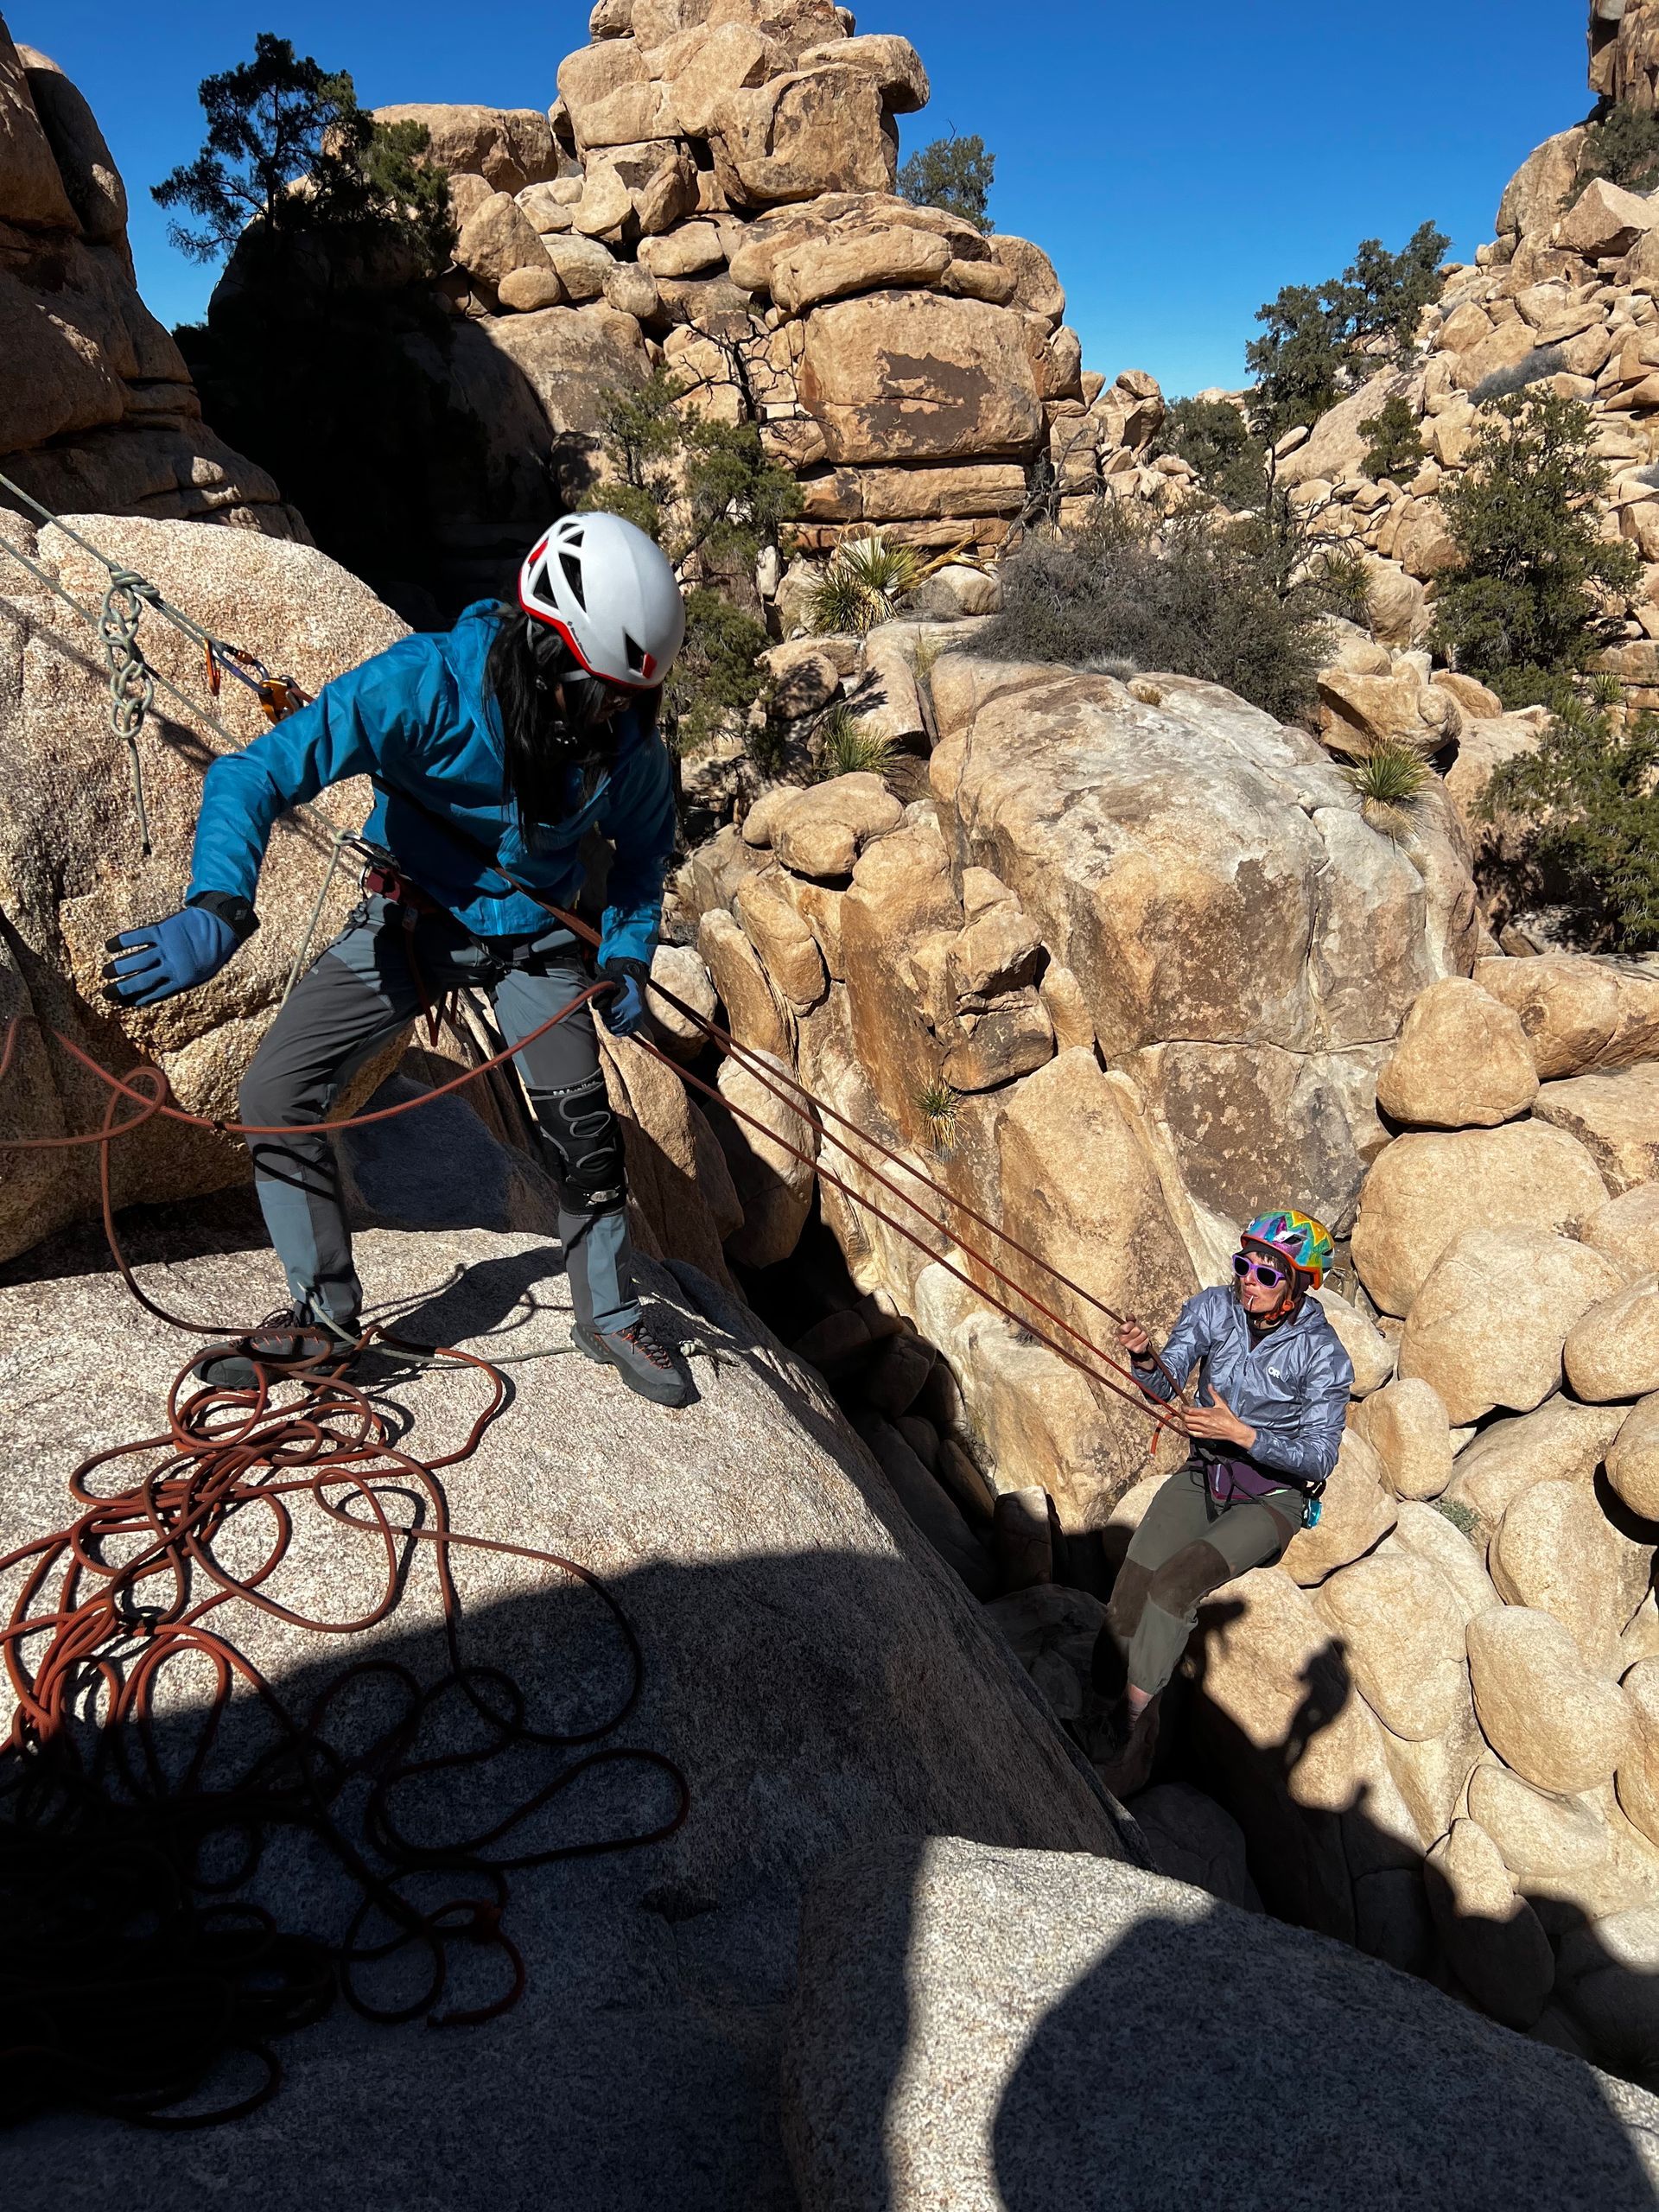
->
[438, 601, 509, 751]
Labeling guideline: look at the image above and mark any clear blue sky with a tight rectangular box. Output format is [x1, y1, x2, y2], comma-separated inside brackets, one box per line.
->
[26, 0, 1591, 397]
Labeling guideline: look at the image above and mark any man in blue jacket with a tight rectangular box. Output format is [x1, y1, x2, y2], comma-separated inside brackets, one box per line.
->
[103, 512, 692, 1406]
[1084, 1208, 1354, 1790]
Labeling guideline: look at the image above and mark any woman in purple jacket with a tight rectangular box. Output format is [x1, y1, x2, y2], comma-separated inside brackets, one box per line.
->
[1083, 1209, 1353, 1791]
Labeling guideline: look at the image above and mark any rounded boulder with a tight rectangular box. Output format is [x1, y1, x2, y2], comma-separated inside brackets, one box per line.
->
[1466, 1605, 1631, 1795]
[1583, 1185, 1659, 1284]
[1314, 1548, 1470, 1740]
[1396, 1225, 1625, 1426]
[1351, 1121, 1609, 1318]
[1353, 1375, 1453, 1501]
[1488, 1477, 1654, 1675]
[1466, 1763, 1611, 1885]
[1280, 1429, 1396, 1587]
[1424, 1816, 1554, 2030]
[1607, 1392, 1659, 1522]
[1375, 978, 1539, 1130]
[1564, 1274, 1659, 1404]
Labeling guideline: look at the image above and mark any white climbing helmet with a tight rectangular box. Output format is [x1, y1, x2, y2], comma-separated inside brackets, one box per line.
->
[517, 511, 686, 688]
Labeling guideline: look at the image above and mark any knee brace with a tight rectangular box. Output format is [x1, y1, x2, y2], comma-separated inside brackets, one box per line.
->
[528, 1071, 628, 1215]
[1145, 1539, 1234, 1623]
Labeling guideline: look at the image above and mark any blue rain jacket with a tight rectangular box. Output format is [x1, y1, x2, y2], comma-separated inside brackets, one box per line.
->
[186, 601, 675, 960]
[1137, 1283, 1355, 1489]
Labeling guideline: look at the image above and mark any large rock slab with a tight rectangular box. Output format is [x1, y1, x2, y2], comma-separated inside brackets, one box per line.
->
[0, 515, 410, 1262]
[782, 1834, 1659, 2211]
[711, 62, 895, 205]
[372, 100, 561, 192]
[0, 1207, 1125, 2208]
[798, 292, 1045, 464]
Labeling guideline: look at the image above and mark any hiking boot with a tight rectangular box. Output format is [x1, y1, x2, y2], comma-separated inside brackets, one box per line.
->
[573, 1319, 690, 1408]
[192, 1308, 359, 1392]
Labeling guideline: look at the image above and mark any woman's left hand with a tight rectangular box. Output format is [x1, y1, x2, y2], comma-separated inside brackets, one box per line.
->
[1181, 1389, 1257, 1452]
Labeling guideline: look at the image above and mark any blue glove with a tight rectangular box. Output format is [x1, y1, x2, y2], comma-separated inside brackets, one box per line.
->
[599, 956, 651, 1039]
[103, 905, 241, 1007]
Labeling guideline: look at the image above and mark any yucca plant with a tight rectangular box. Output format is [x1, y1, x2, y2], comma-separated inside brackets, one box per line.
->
[807, 531, 931, 634]
[914, 1077, 961, 1155]
[1342, 737, 1429, 840]
[1592, 670, 1625, 706]
[813, 702, 898, 780]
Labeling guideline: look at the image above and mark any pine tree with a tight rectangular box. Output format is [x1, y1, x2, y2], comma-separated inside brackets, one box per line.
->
[1432, 390, 1640, 708]
[897, 133, 995, 232]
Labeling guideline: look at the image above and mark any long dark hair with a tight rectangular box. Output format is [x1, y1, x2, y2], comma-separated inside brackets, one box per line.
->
[484, 606, 626, 834]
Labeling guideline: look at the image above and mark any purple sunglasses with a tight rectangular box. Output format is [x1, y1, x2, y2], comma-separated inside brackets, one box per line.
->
[1233, 1250, 1289, 1288]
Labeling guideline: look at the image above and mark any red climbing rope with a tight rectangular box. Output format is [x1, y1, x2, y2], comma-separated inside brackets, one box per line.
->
[0, 520, 1189, 2130]
[0, 986, 687, 2129]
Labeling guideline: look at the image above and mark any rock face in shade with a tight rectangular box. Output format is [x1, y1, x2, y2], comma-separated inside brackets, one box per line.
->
[0, 1216, 1127, 2211]
[0, 25, 304, 533]
[781, 1835, 1659, 2212]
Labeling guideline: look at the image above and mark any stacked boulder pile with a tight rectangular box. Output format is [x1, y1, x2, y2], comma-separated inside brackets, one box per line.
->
[667, 640, 1480, 1524]
[0, 20, 303, 533]
[1226, 0, 1659, 729]
[1152, 953, 1659, 2075]
[655, 622, 1659, 2074]
[372, 0, 1083, 579]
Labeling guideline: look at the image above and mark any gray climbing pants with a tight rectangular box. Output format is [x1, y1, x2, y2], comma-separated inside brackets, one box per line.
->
[237, 893, 637, 1336]
[1094, 1458, 1302, 1700]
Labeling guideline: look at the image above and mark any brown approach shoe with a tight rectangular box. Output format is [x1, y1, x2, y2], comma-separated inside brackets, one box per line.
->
[573, 1319, 690, 1408]
[192, 1309, 357, 1392]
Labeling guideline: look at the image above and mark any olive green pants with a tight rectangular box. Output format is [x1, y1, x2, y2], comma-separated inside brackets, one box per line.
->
[1093, 1459, 1301, 1701]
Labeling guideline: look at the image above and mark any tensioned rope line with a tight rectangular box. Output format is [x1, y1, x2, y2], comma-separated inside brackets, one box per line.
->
[0, 504, 1187, 2132]
[0, 468, 308, 718]
[0, 490, 1189, 1420]
[0, 1007, 1180, 1433]
[350, 772, 1192, 1418]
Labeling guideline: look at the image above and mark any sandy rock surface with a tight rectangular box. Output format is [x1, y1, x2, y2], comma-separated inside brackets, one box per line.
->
[0, 1198, 1122, 2208]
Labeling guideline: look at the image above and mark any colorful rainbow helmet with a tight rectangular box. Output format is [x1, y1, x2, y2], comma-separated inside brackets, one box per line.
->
[1242, 1208, 1334, 1289]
